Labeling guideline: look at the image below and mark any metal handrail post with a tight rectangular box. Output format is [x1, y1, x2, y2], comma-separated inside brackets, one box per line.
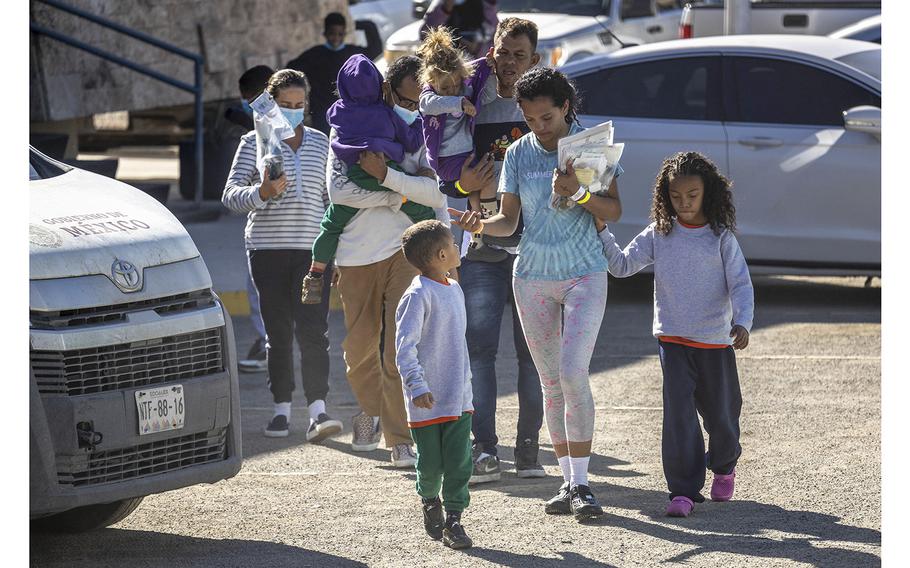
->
[194, 61, 204, 207]
[32, 0, 206, 208]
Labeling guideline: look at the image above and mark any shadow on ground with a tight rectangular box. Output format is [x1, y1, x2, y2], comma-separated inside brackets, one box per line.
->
[29, 528, 366, 568]
[468, 475, 880, 568]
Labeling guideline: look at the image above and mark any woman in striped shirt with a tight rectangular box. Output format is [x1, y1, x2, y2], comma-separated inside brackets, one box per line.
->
[222, 69, 342, 441]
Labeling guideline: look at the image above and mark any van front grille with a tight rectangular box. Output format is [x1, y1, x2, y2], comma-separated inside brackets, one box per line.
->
[29, 289, 215, 329]
[56, 428, 228, 487]
[31, 327, 224, 396]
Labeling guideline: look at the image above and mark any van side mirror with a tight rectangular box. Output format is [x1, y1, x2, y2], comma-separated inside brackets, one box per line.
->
[622, 0, 657, 19]
[843, 105, 881, 141]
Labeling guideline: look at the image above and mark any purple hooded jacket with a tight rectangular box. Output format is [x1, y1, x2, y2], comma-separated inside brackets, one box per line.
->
[326, 54, 424, 166]
[422, 57, 494, 173]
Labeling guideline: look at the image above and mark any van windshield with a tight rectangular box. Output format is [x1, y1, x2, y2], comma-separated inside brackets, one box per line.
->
[499, 0, 606, 17]
[29, 146, 72, 180]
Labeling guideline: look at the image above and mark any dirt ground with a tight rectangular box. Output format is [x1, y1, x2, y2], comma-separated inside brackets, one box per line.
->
[30, 274, 881, 567]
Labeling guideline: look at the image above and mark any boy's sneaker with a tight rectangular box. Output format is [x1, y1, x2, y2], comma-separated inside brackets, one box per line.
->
[391, 443, 417, 468]
[666, 496, 695, 517]
[570, 484, 604, 521]
[238, 338, 268, 373]
[305, 413, 342, 443]
[421, 498, 444, 540]
[544, 481, 572, 515]
[350, 413, 381, 452]
[469, 452, 501, 484]
[300, 273, 323, 304]
[442, 520, 473, 550]
[515, 438, 546, 478]
[711, 469, 736, 502]
[263, 414, 289, 438]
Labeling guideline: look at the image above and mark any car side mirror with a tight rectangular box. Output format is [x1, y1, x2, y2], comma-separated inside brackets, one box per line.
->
[843, 105, 880, 141]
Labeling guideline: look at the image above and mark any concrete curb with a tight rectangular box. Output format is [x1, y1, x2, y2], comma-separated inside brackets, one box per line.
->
[217, 288, 344, 316]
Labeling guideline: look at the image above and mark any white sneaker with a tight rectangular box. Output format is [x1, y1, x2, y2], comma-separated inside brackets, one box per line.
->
[391, 443, 417, 468]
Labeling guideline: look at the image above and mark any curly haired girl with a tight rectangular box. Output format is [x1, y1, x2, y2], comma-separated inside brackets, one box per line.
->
[417, 27, 498, 226]
[597, 151, 754, 518]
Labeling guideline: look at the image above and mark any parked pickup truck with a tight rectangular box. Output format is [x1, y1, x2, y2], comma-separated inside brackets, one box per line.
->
[380, 0, 689, 73]
[679, 0, 880, 39]
[29, 147, 242, 532]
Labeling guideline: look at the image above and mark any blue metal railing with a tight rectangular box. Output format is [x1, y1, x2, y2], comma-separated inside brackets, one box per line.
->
[30, 0, 205, 206]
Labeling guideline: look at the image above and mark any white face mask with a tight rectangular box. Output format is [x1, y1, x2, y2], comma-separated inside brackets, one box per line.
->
[393, 104, 420, 126]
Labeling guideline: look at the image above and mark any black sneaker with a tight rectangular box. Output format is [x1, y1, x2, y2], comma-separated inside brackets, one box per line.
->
[264, 414, 289, 438]
[306, 413, 342, 443]
[570, 484, 604, 521]
[238, 338, 268, 373]
[469, 452, 501, 485]
[544, 481, 572, 515]
[421, 498, 444, 540]
[515, 438, 546, 478]
[442, 520, 473, 550]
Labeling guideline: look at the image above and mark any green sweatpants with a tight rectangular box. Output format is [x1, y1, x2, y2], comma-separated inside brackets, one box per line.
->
[409, 412, 473, 512]
[311, 161, 436, 265]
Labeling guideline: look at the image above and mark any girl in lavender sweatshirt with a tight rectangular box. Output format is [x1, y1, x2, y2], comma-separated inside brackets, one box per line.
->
[597, 151, 754, 518]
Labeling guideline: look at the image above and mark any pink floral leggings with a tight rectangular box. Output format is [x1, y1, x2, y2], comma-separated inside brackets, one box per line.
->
[512, 272, 608, 445]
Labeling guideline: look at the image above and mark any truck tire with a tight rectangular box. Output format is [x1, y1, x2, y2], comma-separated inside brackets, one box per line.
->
[32, 497, 144, 533]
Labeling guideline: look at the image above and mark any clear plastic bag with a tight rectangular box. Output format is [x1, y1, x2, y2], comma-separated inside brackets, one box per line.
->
[250, 91, 295, 182]
[551, 121, 624, 210]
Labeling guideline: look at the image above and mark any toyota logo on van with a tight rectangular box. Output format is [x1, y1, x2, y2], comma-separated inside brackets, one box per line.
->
[111, 259, 142, 292]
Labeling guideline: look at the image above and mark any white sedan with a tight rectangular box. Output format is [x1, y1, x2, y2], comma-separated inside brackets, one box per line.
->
[560, 35, 881, 274]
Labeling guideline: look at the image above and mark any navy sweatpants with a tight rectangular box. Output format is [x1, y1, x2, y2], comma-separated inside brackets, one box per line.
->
[659, 340, 742, 502]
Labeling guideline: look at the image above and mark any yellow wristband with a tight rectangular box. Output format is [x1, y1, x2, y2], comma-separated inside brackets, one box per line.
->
[576, 190, 592, 205]
[402, 196, 408, 204]
[455, 180, 470, 195]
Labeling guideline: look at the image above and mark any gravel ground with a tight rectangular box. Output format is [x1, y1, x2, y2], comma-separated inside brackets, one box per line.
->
[30, 275, 881, 567]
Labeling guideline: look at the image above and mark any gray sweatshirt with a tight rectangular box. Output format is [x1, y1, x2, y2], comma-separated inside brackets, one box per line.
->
[599, 222, 754, 345]
[395, 275, 473, 427]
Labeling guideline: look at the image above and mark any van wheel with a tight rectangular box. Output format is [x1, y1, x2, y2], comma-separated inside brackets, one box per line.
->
[32, 497, 144, 533]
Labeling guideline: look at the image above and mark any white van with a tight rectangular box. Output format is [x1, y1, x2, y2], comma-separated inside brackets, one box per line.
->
[380, 0, 689, 73]
[29, 147, 242, 531]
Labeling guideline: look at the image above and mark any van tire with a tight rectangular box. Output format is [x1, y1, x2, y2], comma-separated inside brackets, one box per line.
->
[32, 497, 144, 533]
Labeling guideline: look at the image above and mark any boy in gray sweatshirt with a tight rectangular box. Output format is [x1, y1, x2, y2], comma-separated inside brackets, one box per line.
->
[395, 220, 474, 549]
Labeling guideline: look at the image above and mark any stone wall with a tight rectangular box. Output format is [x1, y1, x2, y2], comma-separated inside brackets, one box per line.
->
[30, 0, 350, 122]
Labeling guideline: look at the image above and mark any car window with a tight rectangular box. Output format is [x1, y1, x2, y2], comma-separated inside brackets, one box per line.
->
[498, 0, 605, 16]
[730, 57, 880, 126]
[574, 56, 721, 121]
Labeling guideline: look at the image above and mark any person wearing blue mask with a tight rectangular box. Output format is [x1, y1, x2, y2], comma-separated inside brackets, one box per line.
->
[285, 12, 382, 136]
[222, 69, 343, 442]
[219, 64, 274, 375]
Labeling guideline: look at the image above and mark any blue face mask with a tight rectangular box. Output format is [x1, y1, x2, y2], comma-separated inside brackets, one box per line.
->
[241, 99, 253, 116]
[324, 42, 347, 52]
[393, 104, 420, 126]
[281, 107, 305, 129]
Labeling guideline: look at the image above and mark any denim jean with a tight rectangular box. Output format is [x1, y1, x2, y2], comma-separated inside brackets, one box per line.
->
[460, 255, 542, 457]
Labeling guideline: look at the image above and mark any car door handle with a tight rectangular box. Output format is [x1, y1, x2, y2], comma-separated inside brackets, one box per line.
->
[738, 137, 784, 148]
[647, 25, 663, 34]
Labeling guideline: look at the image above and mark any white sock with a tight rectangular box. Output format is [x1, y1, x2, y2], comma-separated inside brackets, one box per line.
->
[558, 455, 571, 482]
[478, 452, 492, 462]
[308, 399, 326, 422]
[372, 415, 380, 428]
[274, 402, 291, 420]
[569, 456, 590, 487]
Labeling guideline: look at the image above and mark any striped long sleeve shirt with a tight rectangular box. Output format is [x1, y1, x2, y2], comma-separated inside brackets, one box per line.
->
[221, 128, 329, 250]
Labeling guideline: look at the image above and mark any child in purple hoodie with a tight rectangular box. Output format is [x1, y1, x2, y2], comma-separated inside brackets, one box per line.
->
[302, 54, 435, 303]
